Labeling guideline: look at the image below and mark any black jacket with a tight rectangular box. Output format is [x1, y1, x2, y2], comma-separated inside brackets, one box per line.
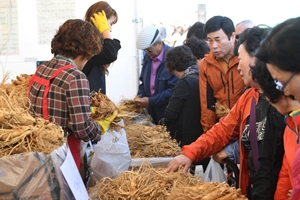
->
[164, 71, 210, 170]
[164, 72, 203, 146]
[82, 38, 121, 94]
[251, 104, 285, 199]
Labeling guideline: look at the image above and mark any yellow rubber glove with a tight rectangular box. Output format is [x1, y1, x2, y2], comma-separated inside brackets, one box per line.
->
[91, 107, 118, 134]
[91, 106, 97, 114]
[90, 10, 110, 34]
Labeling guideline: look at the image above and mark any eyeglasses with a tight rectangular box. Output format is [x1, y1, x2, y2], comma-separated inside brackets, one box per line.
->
[143, 42, 158, 53]
[274, 71, 298, 92]
[144, 48, 153, 53]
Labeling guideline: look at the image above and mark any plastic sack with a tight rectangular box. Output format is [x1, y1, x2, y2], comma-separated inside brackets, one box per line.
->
[50, 144, 75, 200]
[90, 120, 131, 180]
[0, 152, 60, 200]
[130, 113, 155, 126]
[202, 158, 227, 183]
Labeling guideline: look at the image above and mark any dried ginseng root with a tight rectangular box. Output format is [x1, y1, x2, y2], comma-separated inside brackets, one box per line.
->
[88, 163, 247, 200]
[89, 90, 121, 131]
[88, 163, 203, 200]
[90, 90, 118, 119]
[214, 102, 230, 119]
[117, 98, 145, 123]
[4, 74, 32, 108]
[0, 89, 35, 129]
[119, 97, 147, 115]
[0, 86, 65, 158]
[125, 123, 181, 158]
[0, 118, 65, 157]
[168, 182, 248, 200]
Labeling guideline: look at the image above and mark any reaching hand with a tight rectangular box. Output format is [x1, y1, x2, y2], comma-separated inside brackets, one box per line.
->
[165, 155, 192, 173]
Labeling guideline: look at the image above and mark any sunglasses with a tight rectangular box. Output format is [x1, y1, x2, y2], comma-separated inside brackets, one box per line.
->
[274, 71, 298, 92]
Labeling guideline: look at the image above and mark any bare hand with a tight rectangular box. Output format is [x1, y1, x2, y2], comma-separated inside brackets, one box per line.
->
[212, 149, 228, 164]
[288, 189, 292, 200]
[134, 97, 149, 108]
[165, 155, 192, 173]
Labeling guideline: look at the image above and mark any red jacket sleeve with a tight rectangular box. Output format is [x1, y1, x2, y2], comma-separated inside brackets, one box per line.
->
[275, 155, 292, 200]
[182, 93, 242, 162]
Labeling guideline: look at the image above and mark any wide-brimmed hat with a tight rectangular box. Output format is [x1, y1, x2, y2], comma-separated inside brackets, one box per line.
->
[136, 26, 161, 50]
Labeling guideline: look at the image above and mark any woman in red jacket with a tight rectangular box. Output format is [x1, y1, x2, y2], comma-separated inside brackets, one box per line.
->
[275, 110, 300, 200]
[272, 99, 300, 199]
[252, 71, 300, 199]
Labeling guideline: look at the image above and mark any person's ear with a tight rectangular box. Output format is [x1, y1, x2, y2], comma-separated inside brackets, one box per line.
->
[231, 32, 237, 41]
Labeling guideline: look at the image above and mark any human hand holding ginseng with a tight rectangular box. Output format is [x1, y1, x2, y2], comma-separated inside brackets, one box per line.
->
[134, 96, 149, 108]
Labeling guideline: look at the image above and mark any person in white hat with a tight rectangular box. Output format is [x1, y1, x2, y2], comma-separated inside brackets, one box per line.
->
[134, 25, 178, 124]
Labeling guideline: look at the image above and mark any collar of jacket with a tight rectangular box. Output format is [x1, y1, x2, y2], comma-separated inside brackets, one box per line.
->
[285, 108, 300, 143]
[203, 50, 239, 68]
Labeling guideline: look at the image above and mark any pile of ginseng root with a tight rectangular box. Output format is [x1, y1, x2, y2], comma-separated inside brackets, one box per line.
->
[0, 74, 65, 158]
[88, 163, 248, 200]
[125, 123, 181, 158]
[103, 97, 181, 158]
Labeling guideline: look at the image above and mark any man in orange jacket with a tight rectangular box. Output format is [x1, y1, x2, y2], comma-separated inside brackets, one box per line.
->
[213, 19, 255, 164]
[199, 16, 245, 133]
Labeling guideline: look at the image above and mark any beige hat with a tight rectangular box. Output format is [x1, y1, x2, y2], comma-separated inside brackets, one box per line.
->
[136, 26, 161, 50]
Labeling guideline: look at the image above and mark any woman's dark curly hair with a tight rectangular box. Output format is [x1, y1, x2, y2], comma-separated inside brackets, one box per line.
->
[165, 45, 197, 74]
[51, 19, 102, 60]
[184, 36, 210, 59]
[235, 26, 270, 57]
